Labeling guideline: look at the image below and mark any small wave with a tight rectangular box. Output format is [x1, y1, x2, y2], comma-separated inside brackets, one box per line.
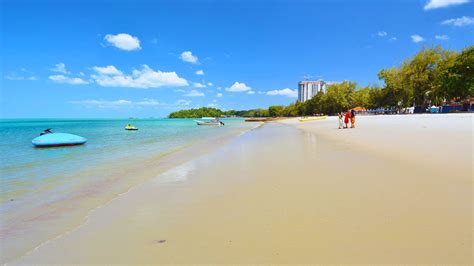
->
[153, 161, 196, 184]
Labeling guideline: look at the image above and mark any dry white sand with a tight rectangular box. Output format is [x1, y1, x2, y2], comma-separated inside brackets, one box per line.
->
[284, 113, 472, 176]
[9, 114, 473, 264]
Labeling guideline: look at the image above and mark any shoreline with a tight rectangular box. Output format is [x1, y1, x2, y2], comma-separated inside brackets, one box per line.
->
[7, 114, 473, 264]
[1, 122, 262, 264]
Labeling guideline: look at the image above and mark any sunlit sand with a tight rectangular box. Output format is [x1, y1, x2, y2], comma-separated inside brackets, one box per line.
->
[10, 114, 473, 264]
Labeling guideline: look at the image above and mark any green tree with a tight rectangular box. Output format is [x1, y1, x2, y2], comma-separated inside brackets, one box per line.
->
[324, 81, 356, 114]
[304, 91, 325, 115]
[169, 107, 223, 118]
[443, 45, 473, 100]
[429, 51, 459, 104]
[367, 86, 384, 109]
[268, 106, 285, 117]
[351, 87, 371, 108]
[282, 102, 302, 117]
[403, 46, 455, 107]
[378, 67, 411, 109]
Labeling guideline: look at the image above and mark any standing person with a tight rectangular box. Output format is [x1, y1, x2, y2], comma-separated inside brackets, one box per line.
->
[338, 112, 344, 129]
[344, 110, 350, 128]
[350, 109, 356, 128]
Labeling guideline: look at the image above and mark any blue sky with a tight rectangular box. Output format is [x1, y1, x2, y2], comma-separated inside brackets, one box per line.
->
[1, 0, 473, 118]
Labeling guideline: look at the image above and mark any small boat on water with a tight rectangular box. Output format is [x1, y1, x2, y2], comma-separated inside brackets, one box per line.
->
[125, 124, 138, 130]
[298, 116, 328, 122]
[32, 129, 87, 147]
[194, 117, 225, 126]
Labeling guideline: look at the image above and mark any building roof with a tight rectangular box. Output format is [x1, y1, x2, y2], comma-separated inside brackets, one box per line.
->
[298, 80, 325, 84]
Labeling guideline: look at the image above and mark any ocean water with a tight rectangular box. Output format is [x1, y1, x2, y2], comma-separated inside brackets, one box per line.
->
[0, 118, 253, 223]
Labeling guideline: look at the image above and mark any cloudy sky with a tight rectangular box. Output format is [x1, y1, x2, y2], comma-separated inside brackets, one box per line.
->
[2, 0, 473, 118]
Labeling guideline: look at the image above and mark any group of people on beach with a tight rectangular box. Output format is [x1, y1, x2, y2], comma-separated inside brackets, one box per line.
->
[338, 110, 356, 129]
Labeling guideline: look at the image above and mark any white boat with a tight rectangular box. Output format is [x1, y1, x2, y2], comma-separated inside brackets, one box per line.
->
[194, 117, 224, 126]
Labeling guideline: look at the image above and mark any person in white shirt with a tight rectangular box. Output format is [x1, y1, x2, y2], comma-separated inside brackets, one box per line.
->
[338, 112, 344, 129]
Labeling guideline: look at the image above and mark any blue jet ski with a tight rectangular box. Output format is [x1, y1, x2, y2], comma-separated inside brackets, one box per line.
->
[32, 129, 87, 147]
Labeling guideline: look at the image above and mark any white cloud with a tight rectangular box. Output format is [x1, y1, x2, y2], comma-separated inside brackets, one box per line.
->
[104, 33, 141, 51]
[49, 75, 89, 85]
[69, 99, 131, 107]
[69, 98, 201, 110]
[68, 98, 160, 108]
[389, 37, 398, 41]
[216, 92, 223, 97]
[6, 74, 37, 81]
[377, 31, 387, 37]
[247, 90, 255, 94]
[441, 16, 474, 26]
[207, 103, 219, 108]
[184, 90, 205, 97]
[91, 65, 188, 88]
[195, 70, 204, 75]
[435, 34, 450, 40]
[180, 51, 199, 64]
[207, 82, 213, 86]
[175, 99, 191, 106]
[51, 63, 70, 74]
[424, 0, 469, 10]
[411, 34, 425, 43]
[225, 82, 251, 92]
[92, 65, 122, 75]
[217, 87, 222, 90]
[135, 98, 161, 106]
[6, 69, 37, 80]
[5, 75, 20, 80]
[266, 88, 298, 98]
[193, 82, 206, 88]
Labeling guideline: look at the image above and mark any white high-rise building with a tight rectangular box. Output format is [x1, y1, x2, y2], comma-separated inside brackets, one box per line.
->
[297, 81, 327, 102]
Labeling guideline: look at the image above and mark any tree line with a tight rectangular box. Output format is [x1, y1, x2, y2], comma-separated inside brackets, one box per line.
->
[169, 45, 472, 118]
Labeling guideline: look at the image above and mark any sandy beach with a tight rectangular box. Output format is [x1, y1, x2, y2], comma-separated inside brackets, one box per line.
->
[8, 114, 473, 264]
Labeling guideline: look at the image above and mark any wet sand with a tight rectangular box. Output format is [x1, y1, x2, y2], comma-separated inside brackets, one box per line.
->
[10, 114, 473, 264]
[1, 123, 258, 264]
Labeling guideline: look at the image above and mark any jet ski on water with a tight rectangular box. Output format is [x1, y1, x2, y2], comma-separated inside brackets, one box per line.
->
[32, 129, 87, 147]
[125, 124, 138, 130]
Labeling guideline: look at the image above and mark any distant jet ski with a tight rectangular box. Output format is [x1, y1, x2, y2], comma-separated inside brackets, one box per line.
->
[125, 124, 138, 130]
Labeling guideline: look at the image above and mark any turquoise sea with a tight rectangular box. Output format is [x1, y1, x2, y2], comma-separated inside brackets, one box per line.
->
[0, 118, 253, 225]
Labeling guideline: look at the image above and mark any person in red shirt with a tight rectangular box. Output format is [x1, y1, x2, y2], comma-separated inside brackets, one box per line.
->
[344, 110, 351, 128]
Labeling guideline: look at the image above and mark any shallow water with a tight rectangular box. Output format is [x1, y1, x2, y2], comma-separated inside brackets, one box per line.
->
[0, 118, 254, 262]
[0, 118, 248, 204]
